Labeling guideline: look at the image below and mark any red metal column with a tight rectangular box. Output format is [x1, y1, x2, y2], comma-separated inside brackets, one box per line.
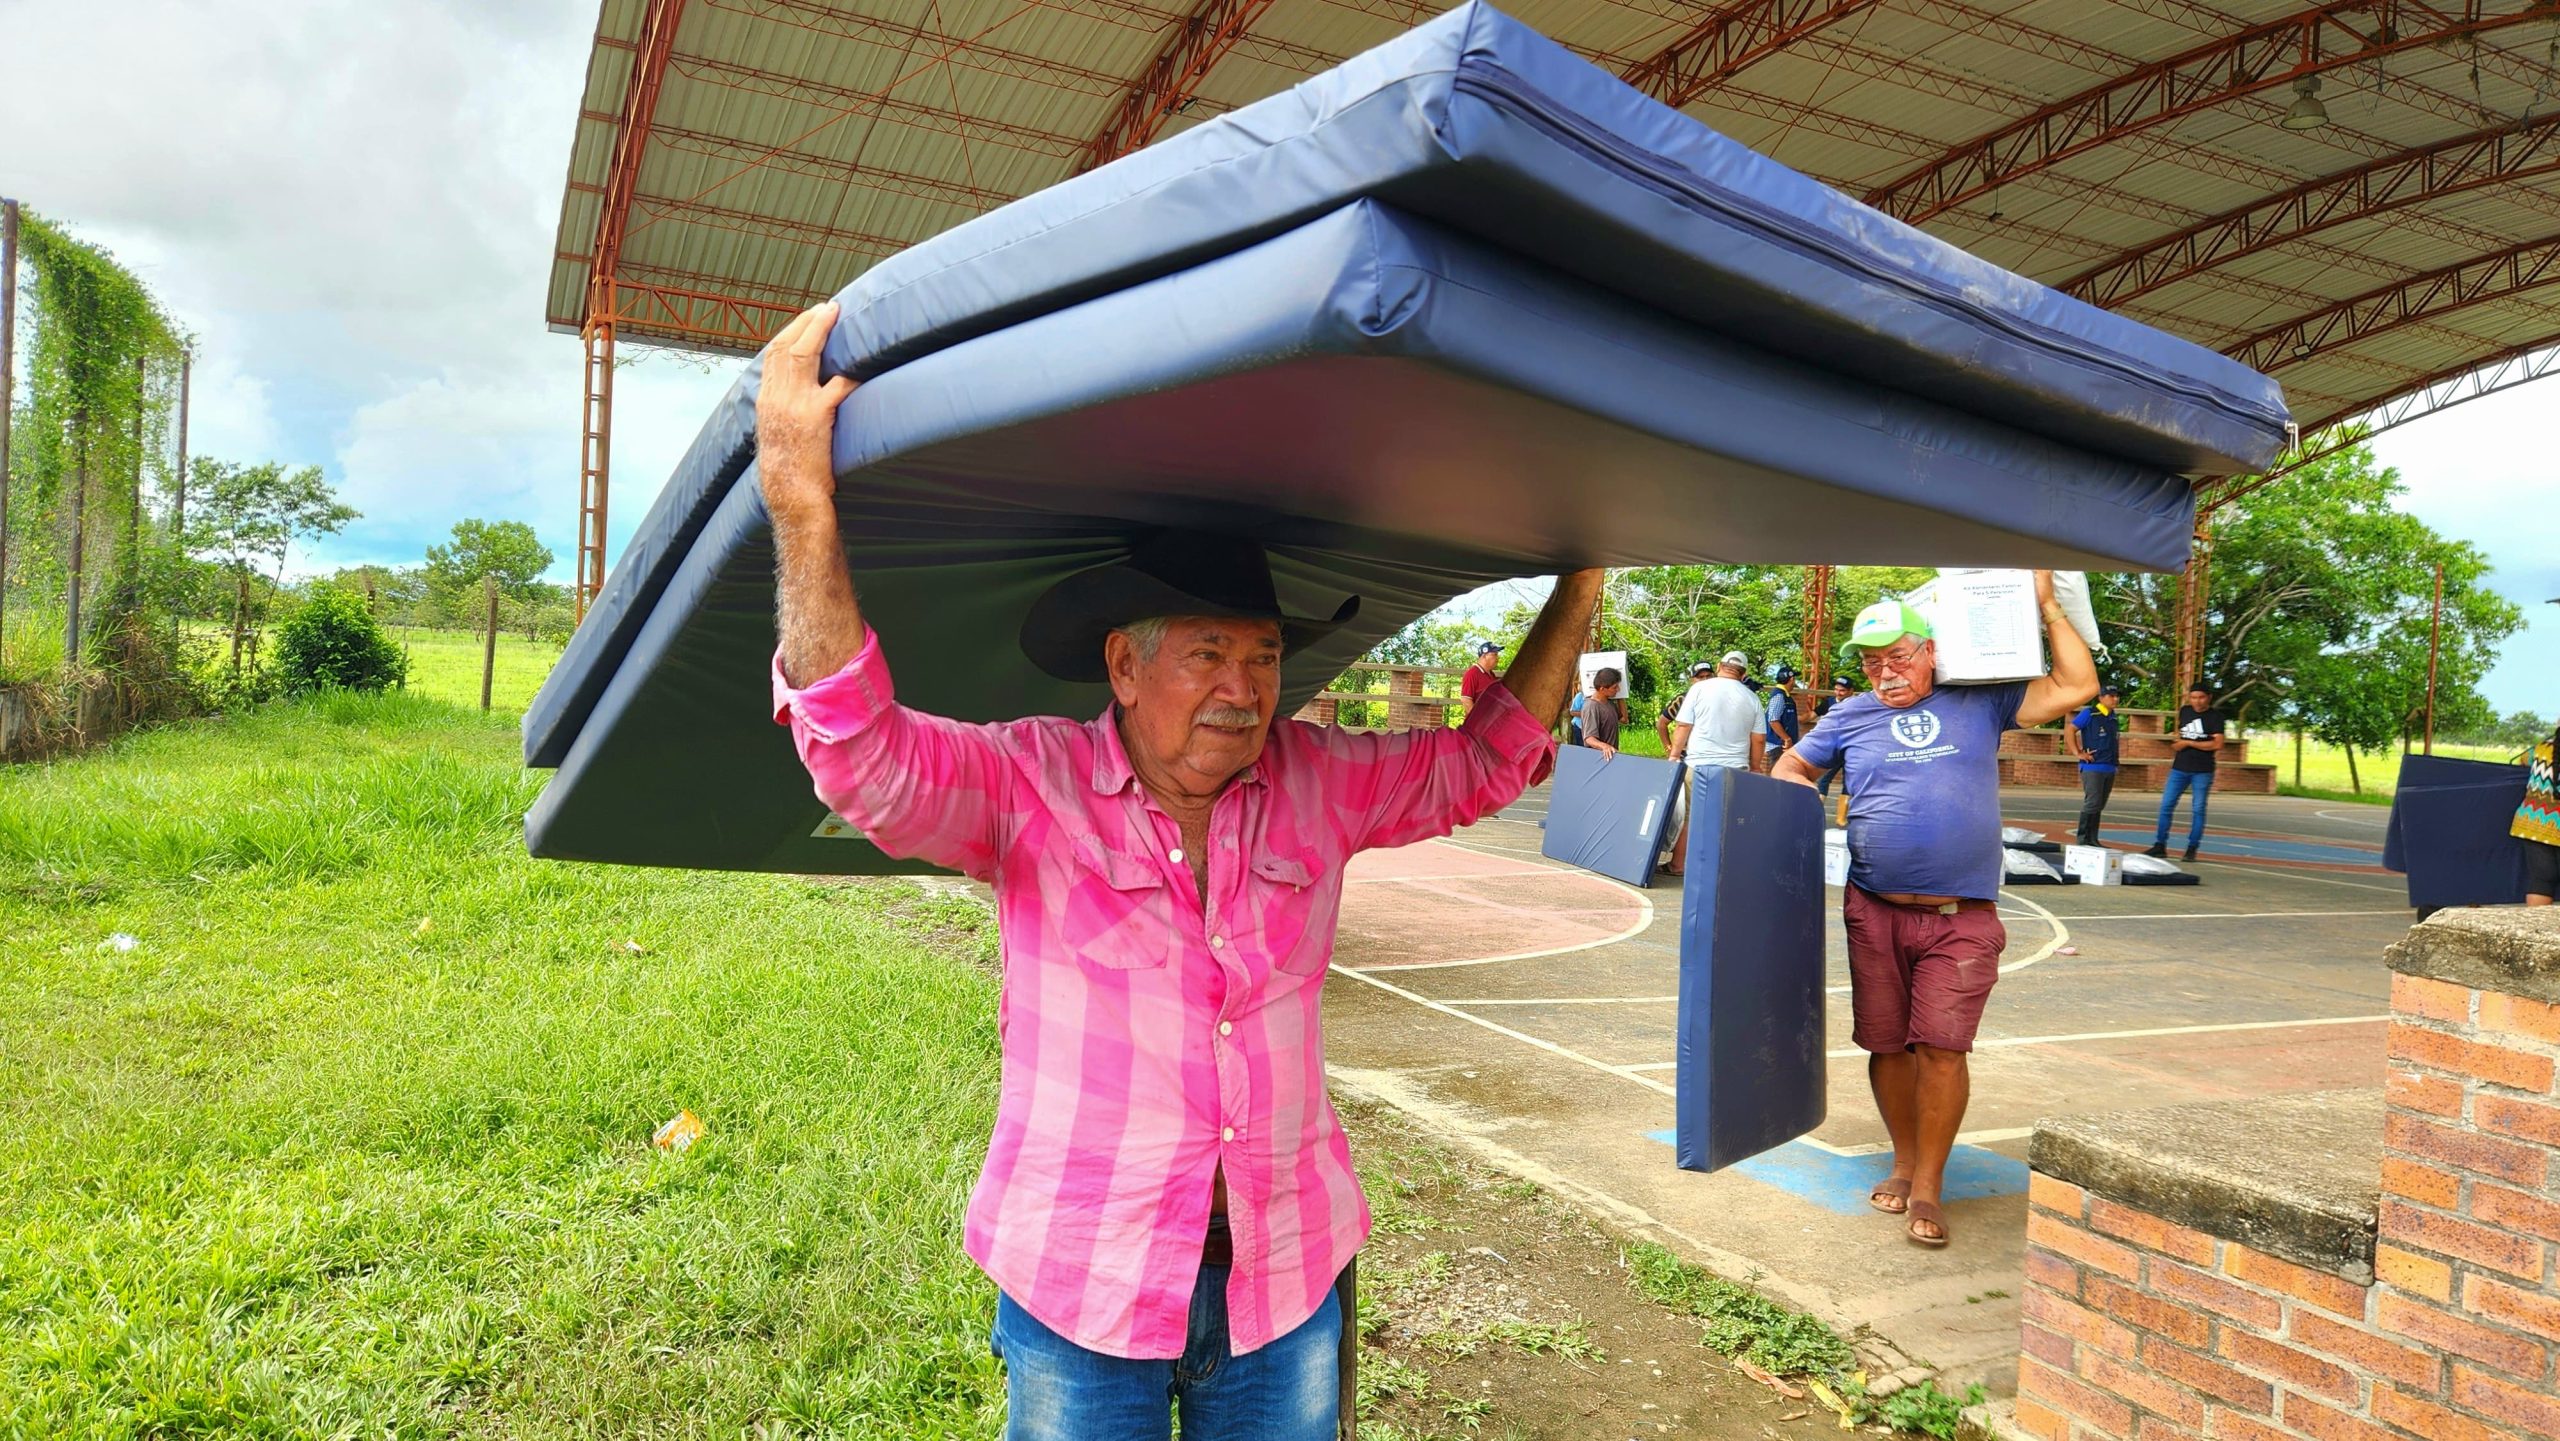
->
[575, 0, 687, 616]
[577, 304, 615, 619]
[1801, 564, 1834, 693]
[2173, 518, 2213, 693]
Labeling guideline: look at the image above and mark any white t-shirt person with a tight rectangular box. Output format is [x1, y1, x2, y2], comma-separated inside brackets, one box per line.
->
[1675, 677, 1762, 768]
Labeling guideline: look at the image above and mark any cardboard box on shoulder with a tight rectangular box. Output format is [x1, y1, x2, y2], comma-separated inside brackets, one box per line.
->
[2063, 844, 2123, 885]
[1908, 569, 2044, 684]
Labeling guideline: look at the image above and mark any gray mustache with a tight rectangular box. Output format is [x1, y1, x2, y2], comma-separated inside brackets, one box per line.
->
[1196, 705, 1261, 727]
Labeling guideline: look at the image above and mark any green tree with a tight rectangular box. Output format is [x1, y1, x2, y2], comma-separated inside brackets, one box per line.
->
[2089, 443, 2519, 733]
[274, 585, 406, 694]
[1364, 613, 1495, 671]
[182, 459, 357, 671]
[424, 519, 555, 602]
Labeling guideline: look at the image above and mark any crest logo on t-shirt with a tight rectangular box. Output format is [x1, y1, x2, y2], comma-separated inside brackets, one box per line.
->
[1890, 709, 1943, 750]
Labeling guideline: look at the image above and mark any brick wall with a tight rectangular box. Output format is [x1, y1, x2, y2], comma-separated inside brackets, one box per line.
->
[2014, 914, 2560, 1441]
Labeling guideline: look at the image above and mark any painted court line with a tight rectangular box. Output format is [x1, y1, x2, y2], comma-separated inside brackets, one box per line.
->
[1441, 995, 1679, 1006]
[1330, 965, 1676, 1099]
[1820, 1013, 2389, 1060]
[2045, 908, 2410, 921]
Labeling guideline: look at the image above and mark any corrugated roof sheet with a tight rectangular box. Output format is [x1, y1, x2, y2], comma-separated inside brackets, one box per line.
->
[550, 0, 2560, 446]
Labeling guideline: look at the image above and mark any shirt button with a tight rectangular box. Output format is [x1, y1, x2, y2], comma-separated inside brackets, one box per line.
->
[1169, 848, 1185, 864]
[1221, 1126, 1236, 1143]
[1211, 935, 1227, 949]
[1219, 1021, 1233, 1036]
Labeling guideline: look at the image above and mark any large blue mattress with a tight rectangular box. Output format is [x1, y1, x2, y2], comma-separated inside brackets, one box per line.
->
[522, 3, 2291, 875]
[525, 204, 2210, 872]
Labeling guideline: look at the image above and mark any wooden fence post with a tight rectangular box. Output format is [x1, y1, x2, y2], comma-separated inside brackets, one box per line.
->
[481, 574, 499, 712]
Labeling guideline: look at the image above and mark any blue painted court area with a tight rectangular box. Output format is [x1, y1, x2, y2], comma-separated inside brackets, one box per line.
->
[2093, 825, 2380, 867]
[1649, 1132, 2030, 1214]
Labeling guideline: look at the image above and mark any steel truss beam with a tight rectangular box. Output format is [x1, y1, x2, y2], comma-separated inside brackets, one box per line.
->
[2226, 232, 2560, 373]
[630, 191, 911, 261]
[1864, 2, 2560, 225]
[596, 275, 809, 349]
[2197, 336, 2560, 512]
[664, 53, 1091, 162]
[1079, 0, 1280, 171]
[2064, 115, 2560, 307]
[700, 0, 1137, 102]
[612, 114, 1020, 212]
[1619, 1, 1880, 110]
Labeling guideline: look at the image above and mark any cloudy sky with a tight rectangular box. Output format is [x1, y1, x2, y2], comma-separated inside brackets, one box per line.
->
[2, 0, 2549, 715]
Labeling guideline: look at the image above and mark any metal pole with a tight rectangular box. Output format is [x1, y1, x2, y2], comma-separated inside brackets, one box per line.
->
[481, 573, 499, 712]
[173, 346, 190, 535]
[128, 354, 143, 577]
[2423, 560, 2443, 755]
[0, 198, 18, 667]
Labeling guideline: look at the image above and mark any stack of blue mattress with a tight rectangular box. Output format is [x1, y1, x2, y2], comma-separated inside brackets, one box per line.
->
[522, 2, 2290, 874]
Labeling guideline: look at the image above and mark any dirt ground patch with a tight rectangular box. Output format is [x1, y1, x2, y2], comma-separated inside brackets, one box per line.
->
[1342, 1098, 1891, 1441]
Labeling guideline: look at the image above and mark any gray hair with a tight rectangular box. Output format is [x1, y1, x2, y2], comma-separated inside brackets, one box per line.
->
[1109, 615, 1288, 664]
[1111, 616, 1173, 662]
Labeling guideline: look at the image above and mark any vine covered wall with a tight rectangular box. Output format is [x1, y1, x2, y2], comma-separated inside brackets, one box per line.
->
[2, 204, 189, 687]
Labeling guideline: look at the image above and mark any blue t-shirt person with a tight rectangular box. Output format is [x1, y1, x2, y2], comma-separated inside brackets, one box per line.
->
[2071, 703, 2120, 772]
[1790, 682, 2027, 901]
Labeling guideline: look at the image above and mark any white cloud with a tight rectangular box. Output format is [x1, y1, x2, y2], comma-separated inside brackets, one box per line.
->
[2369, 374, 2560, 719]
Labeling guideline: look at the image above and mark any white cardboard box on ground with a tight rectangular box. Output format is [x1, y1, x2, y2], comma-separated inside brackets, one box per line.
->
[1908, 569, 2046, 683]
[2063, 844, 2124, 885]
[1823, 829, 1851, 887]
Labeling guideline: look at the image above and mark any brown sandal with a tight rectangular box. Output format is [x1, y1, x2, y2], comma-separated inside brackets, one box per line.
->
[1868, 1177, 1912, 1215]
[1906, 1199, 1950, 1248]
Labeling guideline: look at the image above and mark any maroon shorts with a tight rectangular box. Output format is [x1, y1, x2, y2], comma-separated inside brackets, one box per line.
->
[1843, 885, 2006, 1053]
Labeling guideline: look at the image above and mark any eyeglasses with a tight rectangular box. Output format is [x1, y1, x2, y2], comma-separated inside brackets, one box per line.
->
[1855, 645, 1927, 674]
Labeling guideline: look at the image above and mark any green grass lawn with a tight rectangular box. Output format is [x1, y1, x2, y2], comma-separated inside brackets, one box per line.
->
[0, 691, 1009, 1435]
[385, 627, 565, 715]
[2251, 732, 2522, 803]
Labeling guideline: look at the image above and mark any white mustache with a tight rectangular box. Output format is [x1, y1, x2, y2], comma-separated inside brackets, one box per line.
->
[1196, 705, 1261, 728]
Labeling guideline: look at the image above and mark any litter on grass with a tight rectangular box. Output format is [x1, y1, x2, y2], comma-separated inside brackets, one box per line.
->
[100, 932, 138, 952]
[653, 1110, 706, 1152]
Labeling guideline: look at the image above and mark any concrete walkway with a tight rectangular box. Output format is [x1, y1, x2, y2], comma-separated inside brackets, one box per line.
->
[1322, 785, 2415, 1391]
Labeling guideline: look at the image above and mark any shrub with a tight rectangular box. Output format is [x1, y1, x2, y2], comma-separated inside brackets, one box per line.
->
[275, 586, 407, 695]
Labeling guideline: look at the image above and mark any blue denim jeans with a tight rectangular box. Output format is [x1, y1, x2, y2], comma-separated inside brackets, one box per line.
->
[2154, 768, 2213, 851]
[992, 1266, 1340, 1441]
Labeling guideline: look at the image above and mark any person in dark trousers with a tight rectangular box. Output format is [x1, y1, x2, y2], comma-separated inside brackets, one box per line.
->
[2067, 684, 2123, 845]
[1581, 667, 1625, 758]
[2148, 683, 2224, 861]
[1763, 664, 1801, 772]
[1814, 675, 1853, 796]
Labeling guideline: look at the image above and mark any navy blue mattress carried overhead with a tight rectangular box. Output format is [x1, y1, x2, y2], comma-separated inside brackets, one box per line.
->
[522, 3, 2291, 876]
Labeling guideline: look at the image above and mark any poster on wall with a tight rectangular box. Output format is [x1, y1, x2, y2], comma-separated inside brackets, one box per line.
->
[1576, 650, 1628, 694]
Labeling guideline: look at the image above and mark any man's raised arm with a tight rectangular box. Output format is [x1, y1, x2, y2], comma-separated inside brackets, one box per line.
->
[760, 302, 864, 687]
[2015, 569, 2099, 728]
[1501, 571, 1607, 723]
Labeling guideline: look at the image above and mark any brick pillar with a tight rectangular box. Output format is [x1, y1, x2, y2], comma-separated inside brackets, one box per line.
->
[2371, 913, 2560, 1440]
[1385, 667, 1430, 732]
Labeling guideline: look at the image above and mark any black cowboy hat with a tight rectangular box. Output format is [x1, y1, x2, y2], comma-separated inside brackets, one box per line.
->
[1019, 531, 1360, 683]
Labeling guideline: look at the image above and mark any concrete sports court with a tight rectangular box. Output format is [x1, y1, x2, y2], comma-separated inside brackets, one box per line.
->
[1321, 781, 2412, 1389]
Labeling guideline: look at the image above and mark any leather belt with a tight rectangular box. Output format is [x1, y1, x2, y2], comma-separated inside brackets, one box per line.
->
[1859, 887, 1996, 916]
[1202, 1216, 1233, 1267]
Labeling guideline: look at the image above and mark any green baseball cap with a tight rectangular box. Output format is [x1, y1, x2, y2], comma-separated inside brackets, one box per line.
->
[1837, 599, 1933, 660]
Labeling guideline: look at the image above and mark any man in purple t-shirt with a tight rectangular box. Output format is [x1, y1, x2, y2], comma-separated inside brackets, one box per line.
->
[1775, 575, 2095, 1248]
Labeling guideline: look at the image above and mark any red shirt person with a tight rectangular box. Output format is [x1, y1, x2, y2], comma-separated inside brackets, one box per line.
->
[1459, 640, 1501, 702]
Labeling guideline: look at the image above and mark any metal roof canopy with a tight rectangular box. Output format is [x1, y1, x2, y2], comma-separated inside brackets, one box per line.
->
[549, 0, 2560, 675]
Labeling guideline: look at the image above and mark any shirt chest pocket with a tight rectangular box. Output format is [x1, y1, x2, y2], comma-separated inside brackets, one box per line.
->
[1062, 839, 1184, 971]
[1247, 851, 1339, 977]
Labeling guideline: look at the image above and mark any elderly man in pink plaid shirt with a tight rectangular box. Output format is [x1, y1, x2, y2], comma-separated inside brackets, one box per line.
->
[759, 303, 1601, 1438]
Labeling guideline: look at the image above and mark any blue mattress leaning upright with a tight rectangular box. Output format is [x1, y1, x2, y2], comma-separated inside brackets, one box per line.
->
[521, 0, 2292, 776]
[1675, 765, 1828, 1172]
[1542, 747, 1682, 888]
[523, 204, 2217, 873]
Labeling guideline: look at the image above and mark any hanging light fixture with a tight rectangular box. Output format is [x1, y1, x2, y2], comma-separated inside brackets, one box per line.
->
[2281, 74, 2331, 130]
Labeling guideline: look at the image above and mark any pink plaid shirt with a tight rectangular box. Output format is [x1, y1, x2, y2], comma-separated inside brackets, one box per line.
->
[773, 632, 1553, 1358]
